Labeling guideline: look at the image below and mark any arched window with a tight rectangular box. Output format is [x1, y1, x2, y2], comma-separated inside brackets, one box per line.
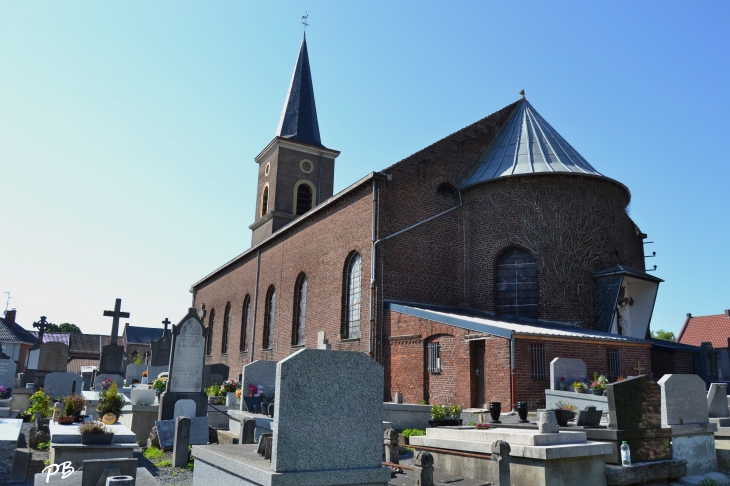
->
[206, 309, 215, 356]
[343, 253, 362, 339]
[240, 295, 251, 352]
[263, 286, 276, 349]
[292, 274, 307, 345]
[295, 182, 314, 215]
[495, 248, 538, 319]
[260, 185, 269, 218]
[221, 302, 231, 354]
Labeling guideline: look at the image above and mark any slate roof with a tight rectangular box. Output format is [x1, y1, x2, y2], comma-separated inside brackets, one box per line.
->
[677, 312, 730, 348]
[461, 99, 603, 188]
[30, 332, 71, 345]
[276, 33, 323, 147]
[594, 264, 664, 283]
[66, 357, 99, 374]
[124, 326, 171, 345]
[0, 318, 37, 344]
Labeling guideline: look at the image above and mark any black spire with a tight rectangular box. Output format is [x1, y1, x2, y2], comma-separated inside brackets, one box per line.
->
[276, 33, 322, 147]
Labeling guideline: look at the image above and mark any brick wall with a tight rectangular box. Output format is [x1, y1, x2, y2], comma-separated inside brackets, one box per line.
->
[651, 347, 697, 380]
[194, 182, 374, 381]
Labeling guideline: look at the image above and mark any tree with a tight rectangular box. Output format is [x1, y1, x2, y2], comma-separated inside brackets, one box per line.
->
[651, 329, 676, 342]
[45, 323, 82, 333]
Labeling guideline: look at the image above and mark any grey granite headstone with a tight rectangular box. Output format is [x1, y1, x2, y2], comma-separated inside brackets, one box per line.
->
[707, 383, 729, 418]
[658, 374, 710, 426]
[174, 399, 196, 419]
[44, 372, 83, 399]
[576, 406, 603, 427]
[202, 363, 230, 389]
[549, 357, 586, 390]
[37, 343, 69, 372]
[93, 374, 124, 391]
[240, 360, 277, 409]
[0, 360, 16, 389]
[607, 375, 662, 430]
[150, 334, 172, 367]
[155, 417, 209, 448]
[98, 345, 124, 375]
[272, 349, 383, 473]
[169, 318, 205, 393]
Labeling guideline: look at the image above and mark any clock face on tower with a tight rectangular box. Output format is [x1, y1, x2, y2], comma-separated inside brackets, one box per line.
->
[300, 160, 313, 173]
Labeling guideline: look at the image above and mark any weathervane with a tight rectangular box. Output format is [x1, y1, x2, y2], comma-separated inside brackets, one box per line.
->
[302, 12, 309, 31]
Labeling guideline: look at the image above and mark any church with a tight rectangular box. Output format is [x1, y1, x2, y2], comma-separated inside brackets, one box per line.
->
[191, 34, 692, 409]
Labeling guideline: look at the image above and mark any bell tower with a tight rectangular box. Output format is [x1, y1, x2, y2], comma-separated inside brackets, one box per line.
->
[250, 33, 340, 246]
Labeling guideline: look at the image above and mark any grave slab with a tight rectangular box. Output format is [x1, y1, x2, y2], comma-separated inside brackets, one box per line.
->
[49, 421, 136, 444]
[424, 426, 587, 446]
[155, 417, 209, 449]
[33, 467, 159, 486]
[49, 443, 137, 470]
[604, 459, 687, 485]
[0, 419, 22, 478]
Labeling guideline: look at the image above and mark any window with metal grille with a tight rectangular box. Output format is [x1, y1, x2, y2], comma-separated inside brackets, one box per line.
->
[240, 295, 250, 352]
[292, 274, 307, 345]
[295, 184, 313, 216]
[607, 349, 621, 381]
[344, 253, 362, 339]
[221, 302, 231, 354]
[427, 342, 441, 373]
[529, 344, 547, 378]
[206, 309, 215, 356]
[263, 286, 276, 349]
[496, 249, 538, 319]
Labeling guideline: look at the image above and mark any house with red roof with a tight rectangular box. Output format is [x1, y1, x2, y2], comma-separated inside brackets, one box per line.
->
[678, 310, 730, 349]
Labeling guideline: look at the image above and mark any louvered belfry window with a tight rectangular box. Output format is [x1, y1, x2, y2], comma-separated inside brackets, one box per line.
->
[496, 249, 538, 319]
[530, 344, 547, 378]
[427, 342, 441, 373]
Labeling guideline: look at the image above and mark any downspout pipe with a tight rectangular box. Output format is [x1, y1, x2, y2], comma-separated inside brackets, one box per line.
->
[249, 249, 261, 363]
[368, 180, 377, 355]
[510, 332, 516, 412]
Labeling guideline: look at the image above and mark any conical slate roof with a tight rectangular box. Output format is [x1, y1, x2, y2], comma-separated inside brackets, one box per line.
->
[276, 33, 322, 147]
[461, 100, 602, 188]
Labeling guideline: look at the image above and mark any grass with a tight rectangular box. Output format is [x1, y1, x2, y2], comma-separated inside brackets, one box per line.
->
[187, 461, 194, 471]
[156, 459, 172, 467]
[144, 446, 165, 460]
[37, 441, 50, 451]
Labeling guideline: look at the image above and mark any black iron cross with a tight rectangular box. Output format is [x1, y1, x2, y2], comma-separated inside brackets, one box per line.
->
[103, 298, 130, 346]
[162, 318, 171, 336]
[33, 316, 52, 342]
[302, 12, 309, 30]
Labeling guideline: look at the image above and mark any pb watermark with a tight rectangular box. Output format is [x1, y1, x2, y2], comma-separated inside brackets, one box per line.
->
[42, 461, 75, 482]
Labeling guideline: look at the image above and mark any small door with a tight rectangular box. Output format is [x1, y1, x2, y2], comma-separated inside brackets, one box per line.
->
[471, 340, 485, 408]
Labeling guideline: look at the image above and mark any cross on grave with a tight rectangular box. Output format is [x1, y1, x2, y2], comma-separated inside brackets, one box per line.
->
[162, 318, 171, 336]
[103, 298, 130, 345]
[33, 316, 52, 343]
[633, 359, 644, 375]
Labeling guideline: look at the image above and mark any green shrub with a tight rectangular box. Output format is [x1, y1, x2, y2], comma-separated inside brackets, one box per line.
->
[156, 459, 172, 467]
[37, 441, 50, 451]
[402, 428, 426, 438]
[28, 390, 52, 418]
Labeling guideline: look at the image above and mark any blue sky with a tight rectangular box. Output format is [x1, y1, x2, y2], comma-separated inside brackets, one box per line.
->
[1, 2, 728, 336]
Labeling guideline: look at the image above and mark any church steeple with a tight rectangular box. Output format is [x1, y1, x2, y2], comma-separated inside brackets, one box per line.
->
[276, 33, 322, 147]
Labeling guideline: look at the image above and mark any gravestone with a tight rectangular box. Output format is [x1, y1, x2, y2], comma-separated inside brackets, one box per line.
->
[659, 374, 710, 427]
[658, 374, 718, 476]
[43, 372, 83, 399]
[600, 375, 671, 464]
[155, 417, 209, 449]
[125, 364, 168, 386]
[36, 342, 69, 373]
[99, 298, 130, 374]
[174, 399, 196, 419]
[150, 318, 172, 367]
[0, 359, 16, 389]
[576, 406, 602, 427]
[202, 363, 230, 389]
[158, 308, 208, 421]
[93, 374, 124, 391]
[699, 342, 718, 383]
[549, 357, 586, 390]
[707, 383, 729, 419]
[272, 349, 385, 473]
[240, 360, 277, 410]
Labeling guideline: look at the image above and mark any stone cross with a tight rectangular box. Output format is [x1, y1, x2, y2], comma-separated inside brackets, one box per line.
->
[162, 318, 171, 336]
[197, 305, 207, 322]
[33, 316, 52, 343]
[384, 428, 399, 464]
[103, 298, 130, 345]
[491, 440, 512, 486]
[633, 359, 644, 375]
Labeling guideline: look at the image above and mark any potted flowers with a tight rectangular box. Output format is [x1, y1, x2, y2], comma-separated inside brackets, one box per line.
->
[152, 373, 168, 397]
[559, 377, 567, 391]
[141, 370, 149, 385]
[242, 383, 264, 413]
[590, 372, 608, 396]
[0, 386, 12, 408]
[221, 379, 240, 406]
[428, 404, 463, 428]
[206, 383, 225, 405]
[97, 381, 124, 421]
[79, 421, 114, 445]
[572, 381, 586, 393]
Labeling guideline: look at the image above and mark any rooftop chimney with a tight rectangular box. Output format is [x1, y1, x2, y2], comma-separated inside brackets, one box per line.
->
[687, 313, 692, 319]
[725, 310, 730, 318]
[3, 309, 16, 325]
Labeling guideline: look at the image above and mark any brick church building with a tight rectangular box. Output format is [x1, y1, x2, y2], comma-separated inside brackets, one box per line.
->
[191, 34, 679, 409]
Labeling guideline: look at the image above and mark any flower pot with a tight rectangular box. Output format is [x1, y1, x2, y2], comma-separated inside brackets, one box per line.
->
[141, 377, 148, 385]
[427, 419, 462, 428]
[591, 389, 604, 396]
[489, 402, 502, 424]
[226, 392, 237, 407]
[516, 402, 529, 423]
[558, 382, 567, 391]
[574, 388, 583, 393]
[548, 409, 575, 426]
[81, 433, 114, 445]
[57, 416, 74, 425]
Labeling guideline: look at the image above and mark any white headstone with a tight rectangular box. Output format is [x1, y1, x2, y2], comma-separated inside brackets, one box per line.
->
[169, 317, 205, 393]
[549, 357, 587, 390]
[174, 399, 196, 419]
[0, 360, 16, 389]
[658, 374, 710, 426]
[241, 360, 277, 404]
